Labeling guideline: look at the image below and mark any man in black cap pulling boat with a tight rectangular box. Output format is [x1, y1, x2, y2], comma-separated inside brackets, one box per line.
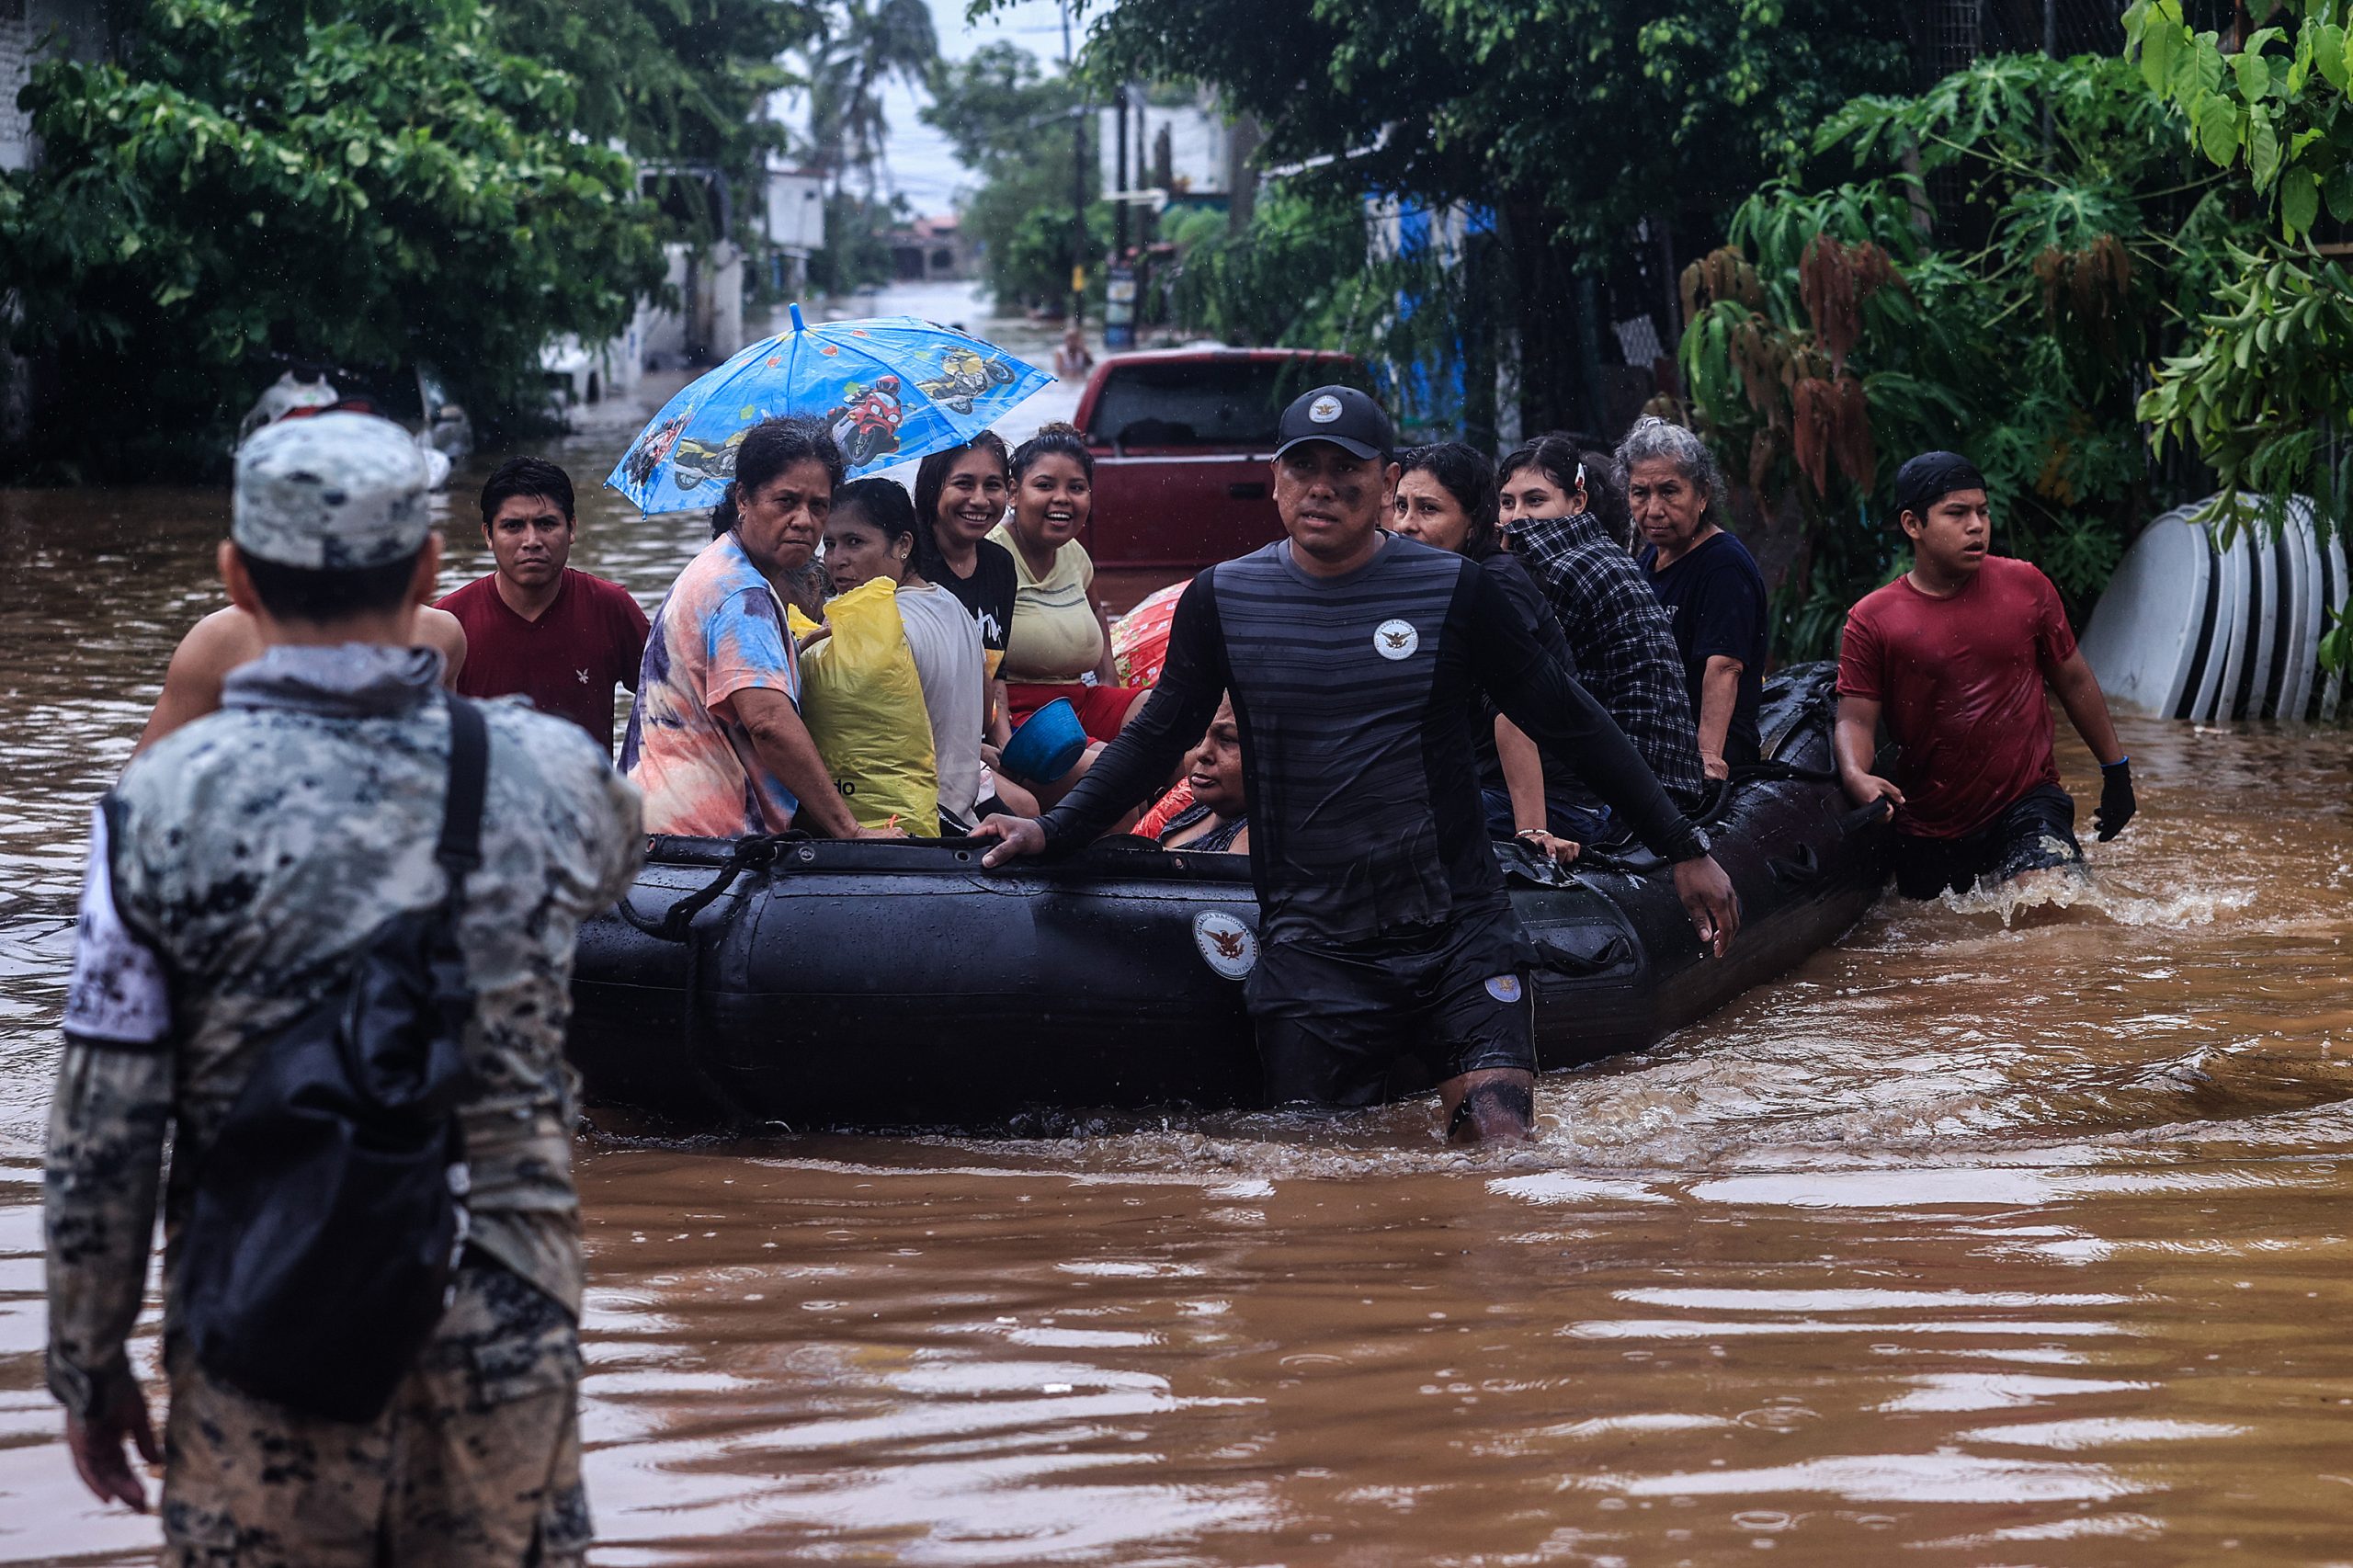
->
[973, 386, 1740, 1143]
[1836, 449, 2138, 900]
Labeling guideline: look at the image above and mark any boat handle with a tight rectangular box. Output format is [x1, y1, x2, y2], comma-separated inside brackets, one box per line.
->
[1533, 933, 1630, 976]
[1839, 797, 1896, 838]
[1766, 842, 1821, 886]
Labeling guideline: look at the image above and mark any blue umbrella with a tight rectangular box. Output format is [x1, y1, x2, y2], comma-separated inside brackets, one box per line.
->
[608, 304, 1054, 514]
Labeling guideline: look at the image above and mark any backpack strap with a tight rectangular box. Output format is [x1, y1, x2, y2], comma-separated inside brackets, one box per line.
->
[438, 697, 489, 904]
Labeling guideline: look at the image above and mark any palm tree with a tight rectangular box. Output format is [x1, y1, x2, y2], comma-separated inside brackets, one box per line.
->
[803, 0, 938, 202]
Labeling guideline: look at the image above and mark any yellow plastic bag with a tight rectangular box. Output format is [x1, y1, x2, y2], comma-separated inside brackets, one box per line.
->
[794, 577, 939, 835]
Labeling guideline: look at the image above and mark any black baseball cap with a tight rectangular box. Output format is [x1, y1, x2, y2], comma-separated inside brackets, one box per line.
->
[1273, 384, 1395, 462]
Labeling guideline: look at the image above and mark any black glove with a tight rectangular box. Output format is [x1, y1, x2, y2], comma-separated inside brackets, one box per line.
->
[2095, 756, 2135, 841]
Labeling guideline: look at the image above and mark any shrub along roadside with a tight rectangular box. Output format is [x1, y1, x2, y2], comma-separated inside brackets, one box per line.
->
[1677, 52, 2264, 660]
[1, 0, 671, 481]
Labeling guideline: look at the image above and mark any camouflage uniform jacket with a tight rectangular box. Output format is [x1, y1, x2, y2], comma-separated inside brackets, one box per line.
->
[45, 644, 644, 1418]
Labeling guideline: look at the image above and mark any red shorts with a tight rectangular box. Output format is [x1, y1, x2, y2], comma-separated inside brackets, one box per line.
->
[1006, 681, 1149, 742]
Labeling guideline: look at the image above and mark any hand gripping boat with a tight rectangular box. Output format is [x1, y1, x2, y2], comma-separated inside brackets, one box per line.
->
[566, 664, 1892, 1131]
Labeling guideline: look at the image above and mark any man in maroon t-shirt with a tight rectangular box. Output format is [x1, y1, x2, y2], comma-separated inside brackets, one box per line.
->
[438, 457, 650, 753]
[1836, 450, 2137, 900]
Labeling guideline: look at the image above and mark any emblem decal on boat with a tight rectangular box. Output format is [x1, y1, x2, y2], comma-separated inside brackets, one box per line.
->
[1373, 619, 1418, 660]
[1192, 911, 1258, 980]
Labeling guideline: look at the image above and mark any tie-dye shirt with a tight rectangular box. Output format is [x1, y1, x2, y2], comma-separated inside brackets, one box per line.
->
[621, 530, 803, 836]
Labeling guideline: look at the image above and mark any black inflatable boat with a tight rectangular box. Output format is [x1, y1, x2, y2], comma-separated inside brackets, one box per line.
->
[566, 664, 1890, 1130]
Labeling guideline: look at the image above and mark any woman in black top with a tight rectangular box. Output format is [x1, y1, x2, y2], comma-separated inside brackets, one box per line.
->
[1619, 416, 1768, 777]
[1391, 442, 1603, 863]
[914, 434, 1019, 748]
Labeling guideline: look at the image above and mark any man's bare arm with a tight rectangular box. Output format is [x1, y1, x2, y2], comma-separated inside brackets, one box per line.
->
[417, 604, 467, 689]
[132, 610, 257, 756]
[2046, 649, 2125, 767]
[137, 603, 463, 757]
[1834, 693, 1904, 810]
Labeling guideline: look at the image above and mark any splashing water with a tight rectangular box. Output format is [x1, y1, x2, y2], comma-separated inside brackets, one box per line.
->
[1935, 843, 2258, 930]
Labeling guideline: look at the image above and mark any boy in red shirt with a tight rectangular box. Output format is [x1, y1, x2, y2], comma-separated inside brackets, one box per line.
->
[439, 457, 649, 753]
[1836, 451, 2137, 899]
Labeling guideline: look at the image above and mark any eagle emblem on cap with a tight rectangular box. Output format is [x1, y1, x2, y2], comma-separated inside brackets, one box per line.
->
[1307, 394, 1344, 424]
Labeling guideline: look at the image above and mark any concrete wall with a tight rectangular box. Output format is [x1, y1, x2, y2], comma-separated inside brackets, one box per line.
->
[1, 0, 108, 171]
[4, 0, 109, 443]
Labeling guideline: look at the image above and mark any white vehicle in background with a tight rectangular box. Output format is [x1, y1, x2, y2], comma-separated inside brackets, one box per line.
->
[233, 361, 469, 491]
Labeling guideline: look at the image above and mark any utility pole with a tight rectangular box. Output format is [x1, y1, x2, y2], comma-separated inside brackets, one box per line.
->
[1113, 83, 1130, 261]
[1063, 3, 1087, 326]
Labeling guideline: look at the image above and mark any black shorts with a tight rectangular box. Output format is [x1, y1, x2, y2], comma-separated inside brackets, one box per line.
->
[1893, 783, 2085, 900]
[1245, 915, 1537, 1108]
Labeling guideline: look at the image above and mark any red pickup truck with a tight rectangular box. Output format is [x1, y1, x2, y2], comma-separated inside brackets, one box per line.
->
[1072, 347, 1362, 575]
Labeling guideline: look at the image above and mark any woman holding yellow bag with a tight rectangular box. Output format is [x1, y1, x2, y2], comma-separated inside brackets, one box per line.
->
[805, 480, 987, 834]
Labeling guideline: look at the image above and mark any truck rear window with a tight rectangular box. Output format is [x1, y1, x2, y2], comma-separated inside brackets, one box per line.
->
[1086, 358, 1356, 450]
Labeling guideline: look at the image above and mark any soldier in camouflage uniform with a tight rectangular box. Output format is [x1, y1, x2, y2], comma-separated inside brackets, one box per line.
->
[45, 411, 644, 1565]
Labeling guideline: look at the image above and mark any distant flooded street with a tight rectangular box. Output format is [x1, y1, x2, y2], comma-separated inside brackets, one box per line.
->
[3, 291, 2351, 1563]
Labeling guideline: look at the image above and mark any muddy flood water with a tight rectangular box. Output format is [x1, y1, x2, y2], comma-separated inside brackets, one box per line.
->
[4, 371, 2352, 1563]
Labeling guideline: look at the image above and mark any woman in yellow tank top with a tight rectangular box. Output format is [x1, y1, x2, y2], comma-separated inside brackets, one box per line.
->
[990, 424, 1153, 742]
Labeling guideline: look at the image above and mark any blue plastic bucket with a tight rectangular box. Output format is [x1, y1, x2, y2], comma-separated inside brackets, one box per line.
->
[1000, 698, 1087, 784]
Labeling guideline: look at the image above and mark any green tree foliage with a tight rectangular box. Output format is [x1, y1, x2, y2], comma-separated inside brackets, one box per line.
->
[1677, 53, 2256, 656]
[494, 0, 819, 240]
[2124, 2, 2353, 670]
[801, 0, 938, 199]
[792, 0, 938, 290]
[2123, 0, 2353, 240]
[920, 42, 1105, 310]
[1063, 0, 1910, 431]
[0, 0, 681, 477]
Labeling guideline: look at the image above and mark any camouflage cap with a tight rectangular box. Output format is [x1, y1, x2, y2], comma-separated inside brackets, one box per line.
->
[233, 411, 433, 570]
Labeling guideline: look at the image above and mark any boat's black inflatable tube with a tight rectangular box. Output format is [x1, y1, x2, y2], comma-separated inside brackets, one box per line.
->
[566, 664, 1890, 1130]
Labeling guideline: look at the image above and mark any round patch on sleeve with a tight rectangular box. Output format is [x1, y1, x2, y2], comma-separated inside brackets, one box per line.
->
[1483, 974, 1523, 1004]
[1372, 619, 1419, 660]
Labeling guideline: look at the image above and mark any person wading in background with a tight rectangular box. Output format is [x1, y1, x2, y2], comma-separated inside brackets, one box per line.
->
[1836, 449, 2138, 899]
[46, 411, 643, 1561]
[974, 387, 1740, 1144]
[438, 456, 650, 754]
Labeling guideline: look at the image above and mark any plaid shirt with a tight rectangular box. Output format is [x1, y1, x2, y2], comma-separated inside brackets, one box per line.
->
[1507, 513, 1709, 807]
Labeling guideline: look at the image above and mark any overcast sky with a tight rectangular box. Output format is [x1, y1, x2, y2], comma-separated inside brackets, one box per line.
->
[874, 0, 1071, 216]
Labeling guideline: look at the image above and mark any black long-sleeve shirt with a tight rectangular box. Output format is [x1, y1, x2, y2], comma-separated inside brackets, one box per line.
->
[1040, 536, 1705, 948]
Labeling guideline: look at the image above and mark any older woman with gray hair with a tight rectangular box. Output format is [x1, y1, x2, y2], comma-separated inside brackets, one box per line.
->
[1621, 417, 1769, 778]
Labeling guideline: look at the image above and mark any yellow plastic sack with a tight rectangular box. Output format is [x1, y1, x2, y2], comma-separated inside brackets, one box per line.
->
[793, 577, 939, 836]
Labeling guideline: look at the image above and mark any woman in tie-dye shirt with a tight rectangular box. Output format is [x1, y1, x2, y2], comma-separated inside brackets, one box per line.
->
[622, 419, 899, 841]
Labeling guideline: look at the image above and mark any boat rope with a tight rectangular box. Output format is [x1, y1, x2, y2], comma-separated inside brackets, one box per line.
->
[613, 835, 790, 944]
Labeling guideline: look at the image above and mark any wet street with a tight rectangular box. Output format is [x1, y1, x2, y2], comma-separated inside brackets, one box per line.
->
[3, 295, 2351, 1563]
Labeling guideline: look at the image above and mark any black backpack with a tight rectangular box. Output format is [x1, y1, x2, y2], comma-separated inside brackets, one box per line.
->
[178, 697, 487, 1423]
